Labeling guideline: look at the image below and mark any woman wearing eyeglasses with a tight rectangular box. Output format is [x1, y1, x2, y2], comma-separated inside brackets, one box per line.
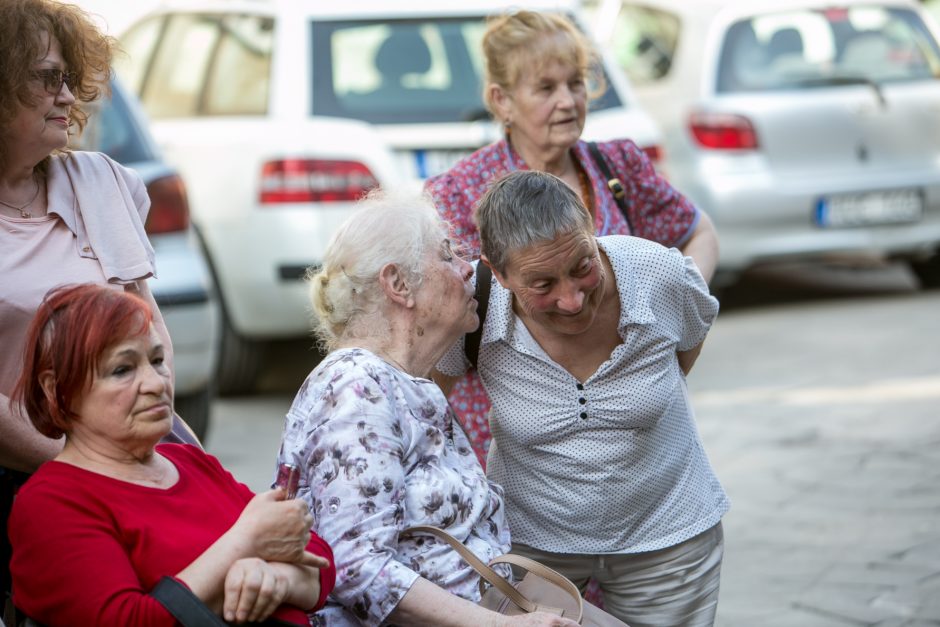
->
[0, 0, 203, 614]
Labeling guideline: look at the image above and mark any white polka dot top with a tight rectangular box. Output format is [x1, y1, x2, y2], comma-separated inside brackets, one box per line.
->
[439, 235, 729, 553]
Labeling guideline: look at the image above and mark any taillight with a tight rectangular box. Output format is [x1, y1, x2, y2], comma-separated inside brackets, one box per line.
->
[688, 112, 758, 150]
[145, 173, 190, 234]
[640, 144, 662, 164]
[259, 159, 379, 204]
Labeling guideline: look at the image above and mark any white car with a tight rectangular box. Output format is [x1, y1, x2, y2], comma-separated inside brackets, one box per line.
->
[114, 0, 664, 392]
[587, 0, 940, 287]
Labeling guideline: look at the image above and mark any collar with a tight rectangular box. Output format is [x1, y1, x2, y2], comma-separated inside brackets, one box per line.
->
[46, 153, 80, 235]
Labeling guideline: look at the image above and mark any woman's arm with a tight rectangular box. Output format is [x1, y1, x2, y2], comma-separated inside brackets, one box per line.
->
[679, 211, 720, 284]
[675, 252, 720, 375]
[222, 556, 327, 623]
[677, 342, 705, 375]
[0, 392, 62, 472]
[390, 578, 579, 627]
[173, 489, 315, 611]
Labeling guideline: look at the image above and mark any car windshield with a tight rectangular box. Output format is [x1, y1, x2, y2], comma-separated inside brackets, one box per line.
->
[716, 6, 940, 93]
[311, 17, 622, 124]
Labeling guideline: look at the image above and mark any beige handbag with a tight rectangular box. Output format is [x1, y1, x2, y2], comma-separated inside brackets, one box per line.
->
[404, 526, 629, 626]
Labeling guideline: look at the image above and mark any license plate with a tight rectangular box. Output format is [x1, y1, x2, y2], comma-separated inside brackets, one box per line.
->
[395, 149, 474, 180]
[816, 189, 923, 228]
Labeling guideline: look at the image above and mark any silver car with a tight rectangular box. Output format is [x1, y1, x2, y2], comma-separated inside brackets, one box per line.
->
[588, 0, 940, 287]
[77, 78, 219, 440]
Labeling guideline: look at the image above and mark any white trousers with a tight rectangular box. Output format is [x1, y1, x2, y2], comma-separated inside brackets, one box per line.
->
[510, 522, 724, 627]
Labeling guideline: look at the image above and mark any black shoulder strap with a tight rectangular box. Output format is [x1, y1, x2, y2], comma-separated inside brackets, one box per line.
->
[152, 576, 228, 626]
[150, 577, 301, 626]
[586, 141, 633, 234]
[464, 262, 492, 370]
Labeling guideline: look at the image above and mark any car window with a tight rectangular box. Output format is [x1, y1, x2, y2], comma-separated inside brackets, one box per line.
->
[311, 18, 622, 124]
[717, 6, 940, 93]
[607, 5, 679, 84]
[75, 85, 152, 165]
[129, 13, 273, 118]
[114, 16, 164, 94]
[203, 15, 274, 115]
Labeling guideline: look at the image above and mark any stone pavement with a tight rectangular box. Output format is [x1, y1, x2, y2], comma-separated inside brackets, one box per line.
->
[686, 287, 940, 626]
[208, 274, 940, 627]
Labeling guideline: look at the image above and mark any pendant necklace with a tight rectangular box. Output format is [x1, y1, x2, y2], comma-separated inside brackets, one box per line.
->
[0, 180, 41, 218]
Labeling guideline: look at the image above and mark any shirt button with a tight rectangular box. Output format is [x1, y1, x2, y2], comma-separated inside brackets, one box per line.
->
[576, 383, 584, 390]
[580, 412, 588, 419]
[81, 246, 91, 252]
[579, 397, 586, 405]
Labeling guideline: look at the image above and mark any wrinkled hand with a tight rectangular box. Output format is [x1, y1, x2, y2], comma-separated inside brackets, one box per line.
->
[502, 612, 581, 627]
[223, 558, 288, 623]
[231, 489, 313, 563]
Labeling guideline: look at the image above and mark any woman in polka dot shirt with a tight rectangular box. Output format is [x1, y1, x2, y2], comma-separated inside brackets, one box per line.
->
[436, 171, 729, 627]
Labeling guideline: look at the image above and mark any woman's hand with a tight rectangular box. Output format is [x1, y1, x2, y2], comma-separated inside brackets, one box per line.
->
[230, 489, 313, 563]
[222, 558, 289, 623]
[501, 613, 581, 627]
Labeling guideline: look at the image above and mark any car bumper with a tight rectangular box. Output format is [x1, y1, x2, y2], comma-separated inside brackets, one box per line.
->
[200, 203, 358, 339]
[675, 160, 940, 271]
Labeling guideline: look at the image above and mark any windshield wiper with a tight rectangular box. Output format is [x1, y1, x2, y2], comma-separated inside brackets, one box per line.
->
[794, 75, 886, 108]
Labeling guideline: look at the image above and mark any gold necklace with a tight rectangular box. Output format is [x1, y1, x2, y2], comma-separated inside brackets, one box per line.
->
[0, 179, 41, 218]
[575, 162, 594, 216]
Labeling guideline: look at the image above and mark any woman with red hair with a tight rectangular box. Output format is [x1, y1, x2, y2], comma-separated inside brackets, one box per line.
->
[8, 284, 335, 626]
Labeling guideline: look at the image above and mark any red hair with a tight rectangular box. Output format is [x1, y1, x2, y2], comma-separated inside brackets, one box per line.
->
[12, 283, 153, 439]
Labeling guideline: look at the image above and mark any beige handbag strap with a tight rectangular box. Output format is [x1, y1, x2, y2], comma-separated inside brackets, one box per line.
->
[486, 553, 584, 619]
[402, 526, 583, 620]
[404, 526, 537, 612]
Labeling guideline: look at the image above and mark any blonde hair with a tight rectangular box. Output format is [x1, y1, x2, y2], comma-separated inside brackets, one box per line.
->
[307, 189, 448, 352]
[481, 10, 606, 116]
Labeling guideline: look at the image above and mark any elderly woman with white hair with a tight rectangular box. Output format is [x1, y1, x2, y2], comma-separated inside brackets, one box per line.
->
[275, 190, 579, 627]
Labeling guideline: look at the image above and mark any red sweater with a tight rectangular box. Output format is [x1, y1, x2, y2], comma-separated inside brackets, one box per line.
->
[9, 443, 335, 626]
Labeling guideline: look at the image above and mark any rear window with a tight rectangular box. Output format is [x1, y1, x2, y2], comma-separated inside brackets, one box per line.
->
[121, 13, 274, 118]
[77, 84, 152, 165]
[717, 6, 940, 93]
[311, 18, 622, 124]
[601, 4, 680, 84]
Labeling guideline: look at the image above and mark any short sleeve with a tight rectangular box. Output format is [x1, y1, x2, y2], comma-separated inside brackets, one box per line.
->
[678, 254, 719, 351]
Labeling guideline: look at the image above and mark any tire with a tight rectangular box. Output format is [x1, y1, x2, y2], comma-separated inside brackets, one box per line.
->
[910, 251, 940, 289]
[215, 310, 265, 396]
[174, 386, 211, 442]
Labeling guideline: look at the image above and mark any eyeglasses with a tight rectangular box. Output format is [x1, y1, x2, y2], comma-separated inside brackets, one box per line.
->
[32, 68, 77, 95]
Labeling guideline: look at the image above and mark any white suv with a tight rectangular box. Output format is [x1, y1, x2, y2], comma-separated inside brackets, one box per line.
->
[115, 0, 664, 393]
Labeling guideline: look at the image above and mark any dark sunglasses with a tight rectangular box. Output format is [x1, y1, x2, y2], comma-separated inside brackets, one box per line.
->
[33, 68, 77, 95]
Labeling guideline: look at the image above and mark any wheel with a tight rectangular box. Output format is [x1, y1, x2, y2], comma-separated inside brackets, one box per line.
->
[174, 386, 211, 442]
[909, 251, 940, 289]
[215, 310, 265, 396]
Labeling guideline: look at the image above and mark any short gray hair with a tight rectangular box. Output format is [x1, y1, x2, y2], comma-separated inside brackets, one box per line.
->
[475, 170, 593, 273]
[307, 188, 447, 351]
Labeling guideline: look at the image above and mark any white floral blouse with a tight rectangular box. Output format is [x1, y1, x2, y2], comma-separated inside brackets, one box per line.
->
[277, 348, 511, 626]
